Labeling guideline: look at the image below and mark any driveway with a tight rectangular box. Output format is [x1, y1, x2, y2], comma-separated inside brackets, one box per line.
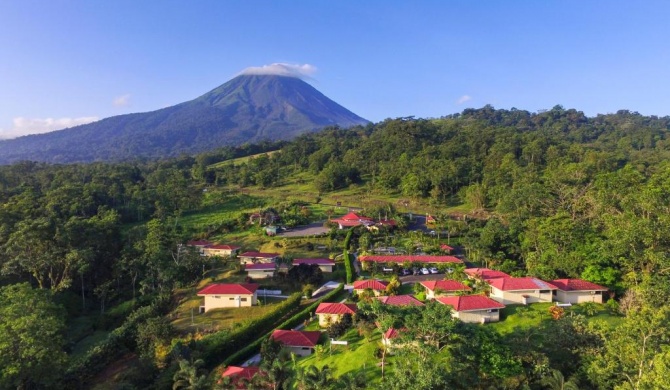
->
[277, 222, 329, 237]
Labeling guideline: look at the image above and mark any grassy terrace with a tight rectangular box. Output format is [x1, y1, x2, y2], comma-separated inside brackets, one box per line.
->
[296, 327, 383, 385]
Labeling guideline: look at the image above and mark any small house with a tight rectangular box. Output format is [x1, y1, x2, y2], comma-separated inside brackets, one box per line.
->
[550, 279, 608, 304]
[352, 279, 390, 296]
[436, 295, 505, 323]
[292, 258, 335, 273]
[220, 366, 261, 390]
[488, 277, 557, 305]
[201, 244, 241, 257]
[245, 263, 277, 279]
[238, 252, 280, 264]
[420, 280, 471, 299]
[186, 240, 213, 255]
[197, 283, 258, 312]
[270, 330, 322, 357]
[315, 302, 357, 327]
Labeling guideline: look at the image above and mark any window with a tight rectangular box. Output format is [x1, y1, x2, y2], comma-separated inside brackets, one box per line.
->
[487, 309, 498, 313]
[214, 296, 220, 299]
[539, 290, 550, 294]
[241, 297, 247, 301]
[229, 297, 235, 300]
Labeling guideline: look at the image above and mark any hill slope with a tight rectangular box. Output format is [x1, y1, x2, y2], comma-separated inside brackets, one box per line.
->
[0, 75, 368, 164]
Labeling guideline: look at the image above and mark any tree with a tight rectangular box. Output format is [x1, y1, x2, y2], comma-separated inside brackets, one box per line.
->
[172, 359, 209, 390]
[259, 350, 294, 390]
[541, 369, 580, 390]
[333, 370, 366, 390]
[296, 365, 333, 390]
[0, 283, 67, 389]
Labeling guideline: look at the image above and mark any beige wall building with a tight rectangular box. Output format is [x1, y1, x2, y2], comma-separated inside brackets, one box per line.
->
[315, 303, 357, 327]
[437, 295, 505, 323]
[197, 283, 258, 312]
[551, 279, 608, 304]
[488, 277, 556, 305]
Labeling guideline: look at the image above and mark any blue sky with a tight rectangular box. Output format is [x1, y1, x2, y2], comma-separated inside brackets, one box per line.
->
[1, 1, 669, 138]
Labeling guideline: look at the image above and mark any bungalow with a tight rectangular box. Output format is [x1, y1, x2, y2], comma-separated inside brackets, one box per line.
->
[376, 295, 424, 306]
[186, 240, 213, 255]
[464, 268, 511, 280]
[353, 279, 390, 296]
[293, 258, 335, 273]
[437, 295, 505, 323]
[359, 255, 463, 269]
[488, 277, 557, 305]
[421, 280, 471, 299]
[201, 244, 241, 257]
[270, 330, 322, 357]
[244, 263, 277, 279]
[315, 302, 358, 327]
[439, 244, 454, 254]
[331, 212, 375, 229]
[197, 283, 258, 312]
[551, 279, 608, 304]
[238, 252, 280, 264]
[220, 366, 261, 390]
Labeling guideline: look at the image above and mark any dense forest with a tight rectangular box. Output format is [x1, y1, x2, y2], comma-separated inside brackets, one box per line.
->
[1, 105, 670, 389]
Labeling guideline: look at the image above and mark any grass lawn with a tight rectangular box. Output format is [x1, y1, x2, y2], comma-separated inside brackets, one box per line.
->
[297, 327, 383, 384]
[490, 302, 623, 335]
[170, 295, 287, 333]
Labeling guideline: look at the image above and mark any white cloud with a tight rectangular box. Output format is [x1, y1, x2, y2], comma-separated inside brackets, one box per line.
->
[239, 63, 317, 79]
[457, 95, 472, 105]
[0, 116, 99, 139]
[113, 94, 131, 107]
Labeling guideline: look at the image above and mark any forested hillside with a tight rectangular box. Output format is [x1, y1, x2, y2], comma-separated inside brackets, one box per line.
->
[1, 105, 670, 389]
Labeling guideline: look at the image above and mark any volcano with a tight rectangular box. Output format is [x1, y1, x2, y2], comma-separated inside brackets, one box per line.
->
[0, 74, 368, 164]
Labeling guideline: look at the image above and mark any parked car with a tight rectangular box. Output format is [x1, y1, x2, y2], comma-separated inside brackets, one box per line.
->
[399, 268, 412, 276]
[420, 268, 430, 275]
[382, 267, 394, 273]
[429, 267, 439, 274]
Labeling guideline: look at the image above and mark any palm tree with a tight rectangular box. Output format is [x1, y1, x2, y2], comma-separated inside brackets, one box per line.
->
[259, 350, 294, 390]
[173, 359, 209, 390]
[333, 370, 366, 390]
[541, 369, 580, 390]
[301, 365, 333, 390]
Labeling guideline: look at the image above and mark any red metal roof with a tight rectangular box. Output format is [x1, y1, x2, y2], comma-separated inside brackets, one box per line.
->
[207, 244, 241, 250]
[221, 366, 261, 389]
[440, 244, 454, 251]
[464, 268, 511, 280]
[293, 258, 335, 266]
[338, 212, 373, 221]
[239, 252, 279, 258]
[384, 327, 401, 339]
[551, 279, 608, 292]
[359, 255, 463, 264]
[271, 330, 322, 347]
[315, 302, 358, 315]
[244, 263, 276, 270]
[197, 283, 259, 295]
[420, 280, 472, 292]
[487, 277, 557, 291]
[437, 295, 505, 311]
[376, 295, 425, 306]
[353, 279, 390, 291]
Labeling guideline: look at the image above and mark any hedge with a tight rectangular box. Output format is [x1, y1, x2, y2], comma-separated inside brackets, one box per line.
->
[221, 283, 345, 367]
[198, 292, 303, 368]
[343, 228, 354, 283]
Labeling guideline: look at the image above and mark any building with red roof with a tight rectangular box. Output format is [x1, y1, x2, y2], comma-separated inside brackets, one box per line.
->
[271, 330, 322, 356]
[551, 279, 608, 304]
[292, 258, 335, 273]
[238, 252, 280, 264]
[487, 277, 557, 305]
[352, 279, 390, 296]
[220, 366, 262, 389]
[464, 268, 511, 280]
[202, 244, 241, 257]
[437, 295, 505, 323]
[439, 243, 454, 253]
[197, 283, 259, 311]
[331, 212, 375, 229]
[376, 295, 425, 306]
[244, 263, 278, 279]
[359, 255, 463, 268]
[315, 303, 357, 327]
[420, 280, 472, 299]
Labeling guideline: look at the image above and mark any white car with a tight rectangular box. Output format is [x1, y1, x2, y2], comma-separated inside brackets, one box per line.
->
[429, 267, 439, 274]
[420, 268, 430, 275]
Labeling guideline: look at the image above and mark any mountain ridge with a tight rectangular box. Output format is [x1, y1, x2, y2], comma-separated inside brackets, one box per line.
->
[0, 75, 368, 164]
